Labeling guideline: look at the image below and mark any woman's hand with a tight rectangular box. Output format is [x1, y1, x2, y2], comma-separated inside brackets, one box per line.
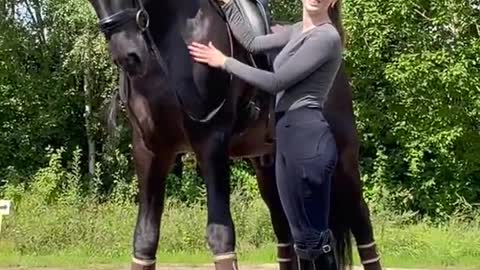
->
[188, 41, 227, 69]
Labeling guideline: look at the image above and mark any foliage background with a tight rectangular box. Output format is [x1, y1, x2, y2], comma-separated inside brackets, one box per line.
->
[0, 0, 479, 221]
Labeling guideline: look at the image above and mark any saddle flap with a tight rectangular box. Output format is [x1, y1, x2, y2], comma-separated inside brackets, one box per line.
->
[235, 0, 270, 36]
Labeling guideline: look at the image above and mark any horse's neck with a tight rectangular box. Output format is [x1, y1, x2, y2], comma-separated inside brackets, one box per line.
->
[147, 0, 214, 53]
[147, 0, 203, 26]
[144, 0, 234, 120]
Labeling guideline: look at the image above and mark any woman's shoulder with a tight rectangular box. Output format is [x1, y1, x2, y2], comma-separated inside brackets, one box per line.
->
[313, 24, 340, 38]
[292, 21, 303, 28]
[310, 24, 342, 46]
[286, 21, 303, 32]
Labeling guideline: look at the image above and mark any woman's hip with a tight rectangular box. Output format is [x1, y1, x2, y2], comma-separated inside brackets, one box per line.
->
[276, 107, 337, 161]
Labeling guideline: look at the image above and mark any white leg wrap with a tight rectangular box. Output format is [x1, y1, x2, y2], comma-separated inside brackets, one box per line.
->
[132, 257, 156, 266]
[361, 256, 381, 265]
[214, 251, 237, 262]
[277, 257, 292, 262]
[357, 241, 376, 249]
[277, 242, 292, 247]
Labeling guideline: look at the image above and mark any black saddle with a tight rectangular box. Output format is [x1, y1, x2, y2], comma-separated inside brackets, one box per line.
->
[234, 0, 272, 68]
[223, 0, 275, 143]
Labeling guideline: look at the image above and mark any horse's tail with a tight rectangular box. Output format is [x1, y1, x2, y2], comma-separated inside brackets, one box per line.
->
[332, 214, 353, 270]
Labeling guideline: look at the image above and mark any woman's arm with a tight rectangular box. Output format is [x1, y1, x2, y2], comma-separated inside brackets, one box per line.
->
[222, 1, 294, 53]
[222, 29, 341, 94]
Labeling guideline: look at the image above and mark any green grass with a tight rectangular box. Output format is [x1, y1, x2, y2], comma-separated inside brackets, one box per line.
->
[0, 251, 212, 268]
[0, 161, 479, 270]
[1, 244, 480, 269]
[0, 245, 275, 268]
[0, 196, 479, 269]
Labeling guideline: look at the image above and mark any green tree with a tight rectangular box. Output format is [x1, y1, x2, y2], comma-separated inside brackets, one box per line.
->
[1, 0, 479, 218]
[0, 0, 127, 190]
[342, 0, 480, 217]
[271, 0, 480, 217]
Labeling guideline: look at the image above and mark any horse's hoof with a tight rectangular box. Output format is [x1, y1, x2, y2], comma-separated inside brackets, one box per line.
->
[362, 262, 382, 270]
[277, 243, 298, 270]
[214, 259, 238, 270]
[131, 264, 155, 270]
[214, 252, 238, 270]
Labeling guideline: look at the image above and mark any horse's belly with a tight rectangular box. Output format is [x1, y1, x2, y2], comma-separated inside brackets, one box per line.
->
[228, 116, 275, 158]
[229, 138, 274, 158]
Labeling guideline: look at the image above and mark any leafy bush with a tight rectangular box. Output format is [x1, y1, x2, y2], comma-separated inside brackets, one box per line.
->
[0, 0, 479, 222]
[270, 0, 480, 217]
[0, 147, 271, 256]
[0, 148, 479, 269]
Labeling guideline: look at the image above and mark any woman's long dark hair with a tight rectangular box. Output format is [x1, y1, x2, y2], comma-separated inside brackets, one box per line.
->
[328, 0, 346, 47]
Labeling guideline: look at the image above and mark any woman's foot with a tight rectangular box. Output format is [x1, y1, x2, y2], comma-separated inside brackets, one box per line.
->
[296, 252, 338, 270]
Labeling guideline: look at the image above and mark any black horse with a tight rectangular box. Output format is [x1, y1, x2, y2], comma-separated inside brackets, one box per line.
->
[88, 0, 382, 270]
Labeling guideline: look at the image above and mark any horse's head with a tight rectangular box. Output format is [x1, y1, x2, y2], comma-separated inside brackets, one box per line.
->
[89, 0, 152, 77]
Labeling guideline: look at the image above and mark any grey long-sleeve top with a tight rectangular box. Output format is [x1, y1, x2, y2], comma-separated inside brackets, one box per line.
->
[221, 1, 342, 112]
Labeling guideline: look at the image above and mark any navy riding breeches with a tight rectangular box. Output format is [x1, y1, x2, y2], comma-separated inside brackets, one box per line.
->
[275, 107, 338, 260]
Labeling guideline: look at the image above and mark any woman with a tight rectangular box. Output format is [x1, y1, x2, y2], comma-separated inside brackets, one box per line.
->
[188, 0, 342, 269]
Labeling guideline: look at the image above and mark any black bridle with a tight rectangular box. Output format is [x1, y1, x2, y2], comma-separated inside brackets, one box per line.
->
[97, 0, 232, 123]
[98, 0, 169, 142]
[97, 0, 169, 75]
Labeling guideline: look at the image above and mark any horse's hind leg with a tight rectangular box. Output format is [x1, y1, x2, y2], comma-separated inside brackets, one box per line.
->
[349, 180, 382, 270]
[353, 199, 381, 270]
[250, 156, 297, 270]
[130, 133, 176, 270]
[334, 148, 382, 270]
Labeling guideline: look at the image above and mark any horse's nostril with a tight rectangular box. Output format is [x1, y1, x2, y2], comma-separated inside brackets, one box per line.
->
[127, 52, 141, 65]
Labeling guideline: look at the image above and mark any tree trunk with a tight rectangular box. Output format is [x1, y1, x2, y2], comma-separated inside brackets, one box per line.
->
[84, 66, 95, 179]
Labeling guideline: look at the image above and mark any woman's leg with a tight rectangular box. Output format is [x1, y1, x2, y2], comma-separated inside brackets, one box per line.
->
[275, 107, 338, 270]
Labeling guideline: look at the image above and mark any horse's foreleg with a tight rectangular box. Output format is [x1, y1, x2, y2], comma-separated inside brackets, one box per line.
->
[193, 130, 236, 270]
[250, 156, 297, 270]
[131, 132, 176, 270]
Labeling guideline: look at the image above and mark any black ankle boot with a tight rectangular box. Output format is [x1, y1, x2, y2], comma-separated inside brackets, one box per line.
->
[296, 257, 314, 270]
[313, 249, 338, 270]
[295, 230, 339, 270]
[313, 233, 339, 270]
[296, 249, 338, 270]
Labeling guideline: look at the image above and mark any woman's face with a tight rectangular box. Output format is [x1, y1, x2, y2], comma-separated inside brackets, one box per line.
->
[302, 0, 336, 15]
